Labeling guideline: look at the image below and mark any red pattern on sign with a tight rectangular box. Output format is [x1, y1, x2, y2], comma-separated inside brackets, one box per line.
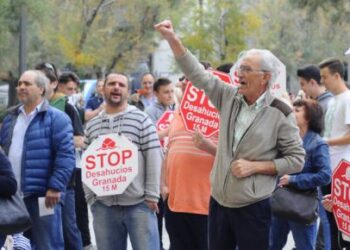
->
[179, 70, 232, 137]
[97, 138, 117, 151]
[332, 160, 350, 237]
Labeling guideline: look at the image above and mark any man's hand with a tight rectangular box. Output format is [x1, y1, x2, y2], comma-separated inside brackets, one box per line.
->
[73, 135, 84, 148]
[154, 20, 186, 57]
[45, 189, 61, 208]
[322, 194, 333, 212]
[278, 175, 290, 187]
[154, 20, 176, 41]
[231, 159, 256, 178]
[192, 129, 216, 156]
[145, 200, 159, 214]
[161, 184, 169, 201]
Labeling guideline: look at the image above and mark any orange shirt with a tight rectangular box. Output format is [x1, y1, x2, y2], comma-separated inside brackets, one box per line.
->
[166, 111, 217, 215]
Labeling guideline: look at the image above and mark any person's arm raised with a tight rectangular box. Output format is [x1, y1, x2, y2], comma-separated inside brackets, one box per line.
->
[155, 19, 231, 112]
[154, 20, 186, 58]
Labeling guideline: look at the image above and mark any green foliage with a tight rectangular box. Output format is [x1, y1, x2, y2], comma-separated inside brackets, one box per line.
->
[0, 0, 349, 95]
[179, 0, 262, 67]
[290, 0, 350, 23]
[249, 0, 350, 92]
[0, 0, 176, 78]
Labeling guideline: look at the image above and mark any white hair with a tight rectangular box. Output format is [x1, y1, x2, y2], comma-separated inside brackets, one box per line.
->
[230, 49, 280, 87]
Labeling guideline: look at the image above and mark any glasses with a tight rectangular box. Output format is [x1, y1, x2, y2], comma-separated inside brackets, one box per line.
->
[236, 65, 267, 74]
[43, 63, 58, 80]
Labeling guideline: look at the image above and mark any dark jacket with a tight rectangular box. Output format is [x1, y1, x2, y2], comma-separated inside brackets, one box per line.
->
[0, 150, 17, 197]
[0, 100, 75, 196]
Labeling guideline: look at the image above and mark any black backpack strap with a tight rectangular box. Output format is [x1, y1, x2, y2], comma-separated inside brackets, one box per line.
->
[270, 98, 292, 117]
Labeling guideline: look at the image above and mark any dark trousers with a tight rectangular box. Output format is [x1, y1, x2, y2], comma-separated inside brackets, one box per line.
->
[164, 200, 208, 250]
[208, 197, 271, 250]
[157, 198, 165, 249]
[0, 234, 6, 248]
[74, 168, 91, 247]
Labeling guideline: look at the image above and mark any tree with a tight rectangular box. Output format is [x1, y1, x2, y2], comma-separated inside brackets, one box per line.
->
[178, 0, 261, 67]
[37, 0, 176, 77]
[248, 0, 350, 92]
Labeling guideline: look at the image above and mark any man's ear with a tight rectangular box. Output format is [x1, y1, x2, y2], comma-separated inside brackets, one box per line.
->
[56, 83, 63, 92]
[334, 72, 342, 80]
[154, 90, 160, 99]
[263, 71, 272, 85]
[52, 81, 58, 89]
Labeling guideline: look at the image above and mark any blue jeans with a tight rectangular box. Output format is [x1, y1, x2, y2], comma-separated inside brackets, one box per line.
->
[63, 187, 83, 250]
[318, 200, 331, 250]
[91, 200, 159, 250]
[269, 216, 317, 250]
[24, 196, 64, 250]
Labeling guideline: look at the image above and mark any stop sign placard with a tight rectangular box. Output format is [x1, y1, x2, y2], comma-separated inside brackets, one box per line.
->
[156, 110, 174, 147]
[82, 133, 138, 196]
[332, 159, 350, 236]
[180, 70, 232, 137]
[156, 111, 174, 131]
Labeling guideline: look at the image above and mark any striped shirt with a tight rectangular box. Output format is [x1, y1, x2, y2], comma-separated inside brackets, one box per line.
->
[83, 105, 163, 206]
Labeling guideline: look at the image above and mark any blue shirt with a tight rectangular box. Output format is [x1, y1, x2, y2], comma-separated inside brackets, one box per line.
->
[85, 95, 103, 111]
[8, 101, 43, 191]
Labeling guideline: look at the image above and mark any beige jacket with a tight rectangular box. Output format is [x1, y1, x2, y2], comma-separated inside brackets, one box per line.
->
[177, 51, 305, 208]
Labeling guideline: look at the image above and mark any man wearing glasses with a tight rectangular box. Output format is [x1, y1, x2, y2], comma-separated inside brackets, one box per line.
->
[155, 20, 305, 250]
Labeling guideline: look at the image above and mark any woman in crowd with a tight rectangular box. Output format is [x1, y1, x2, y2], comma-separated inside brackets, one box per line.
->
[269, 99, 332, 250]
[0, 150, 17, 247]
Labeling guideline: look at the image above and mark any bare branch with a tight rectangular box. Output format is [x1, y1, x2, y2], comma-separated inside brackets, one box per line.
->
[77, 0, 106, 52]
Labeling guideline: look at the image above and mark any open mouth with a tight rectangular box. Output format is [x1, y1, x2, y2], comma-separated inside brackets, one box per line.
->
[110, 92, 121, 99]
[238, 81, 247, 87]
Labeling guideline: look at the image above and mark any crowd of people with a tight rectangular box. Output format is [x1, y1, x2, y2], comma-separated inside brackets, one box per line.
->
[0, 19, 349, 250]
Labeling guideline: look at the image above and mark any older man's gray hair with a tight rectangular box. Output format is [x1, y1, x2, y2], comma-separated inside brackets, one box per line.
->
[31, 70, 50, 96]
[231, 49, 281, 87]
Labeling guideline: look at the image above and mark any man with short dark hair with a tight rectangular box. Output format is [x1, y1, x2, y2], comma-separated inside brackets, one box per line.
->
[0, 70, 75, 250]
[319, 58, 350, 249]
[58, 72, 80, 96]
[144, 77, 175, 249]
[145, 77, 175, 123]
[297, 65, 333, 114]
[84, 73, 162, 250]
[155, 20, 305, 250]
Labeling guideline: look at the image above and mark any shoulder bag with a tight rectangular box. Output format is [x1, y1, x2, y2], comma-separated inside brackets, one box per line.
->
[270, 185, 319, 225]
[0, 192, 32, 234]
